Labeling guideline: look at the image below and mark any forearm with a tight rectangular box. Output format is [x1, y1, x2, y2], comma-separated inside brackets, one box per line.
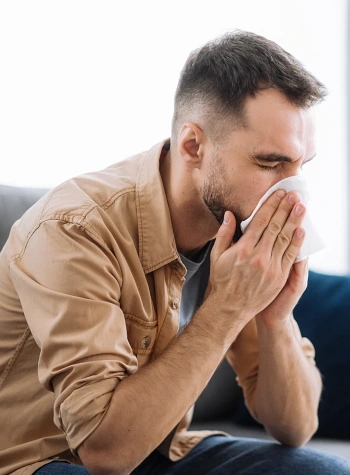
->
[78, 296, 244, 475]
[254, 315, 322, 446]
[78, 195, 310, 473]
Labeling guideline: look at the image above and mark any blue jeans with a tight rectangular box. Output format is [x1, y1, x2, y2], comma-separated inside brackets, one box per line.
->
[34, 435, 350, 474]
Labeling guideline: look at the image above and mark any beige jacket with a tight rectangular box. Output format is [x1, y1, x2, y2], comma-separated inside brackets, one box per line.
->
[0, 141, 316, 474]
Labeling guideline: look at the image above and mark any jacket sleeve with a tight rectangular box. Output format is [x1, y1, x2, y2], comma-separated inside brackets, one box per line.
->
[225, 315, 316, 421]
[9, 216, 139, 453]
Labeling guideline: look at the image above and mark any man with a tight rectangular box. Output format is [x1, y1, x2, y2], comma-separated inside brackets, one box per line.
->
[0, 31, 349, 475]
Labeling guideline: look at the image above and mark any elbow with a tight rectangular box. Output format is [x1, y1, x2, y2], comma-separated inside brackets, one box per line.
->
[293, 417, 319, 447]
[267, 416, 319, 448]
[293, 414, 319, 447]
[78, 442, 133, 475]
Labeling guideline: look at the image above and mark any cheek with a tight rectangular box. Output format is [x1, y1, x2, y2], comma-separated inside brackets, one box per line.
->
[239, 175, 277, 216]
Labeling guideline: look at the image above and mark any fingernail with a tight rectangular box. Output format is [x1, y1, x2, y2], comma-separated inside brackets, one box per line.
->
[288, 194, 298, 204]
[276, 190, 286, 200]
[223, 212, 229, 224]
[295, 204, 304, 216]
[296, 228, 305, 238]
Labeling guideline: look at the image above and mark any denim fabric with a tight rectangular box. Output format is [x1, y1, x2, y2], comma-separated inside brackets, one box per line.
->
[34, 462, 88, 474]
[35, 435, 350, 474]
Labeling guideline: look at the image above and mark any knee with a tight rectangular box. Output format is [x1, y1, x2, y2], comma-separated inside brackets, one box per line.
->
[272, 445, 350, 475]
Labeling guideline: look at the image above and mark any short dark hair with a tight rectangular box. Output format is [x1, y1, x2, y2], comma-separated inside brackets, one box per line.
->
[172, 30, 327, 137]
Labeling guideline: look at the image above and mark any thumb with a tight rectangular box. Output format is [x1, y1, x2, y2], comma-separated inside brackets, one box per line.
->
[211, 211, 237, 263]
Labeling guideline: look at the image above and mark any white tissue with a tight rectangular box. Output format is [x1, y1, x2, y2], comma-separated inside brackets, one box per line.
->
[240, 176, 324, 262]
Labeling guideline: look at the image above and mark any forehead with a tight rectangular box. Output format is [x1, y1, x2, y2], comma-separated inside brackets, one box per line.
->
[237, 88, 316, 160]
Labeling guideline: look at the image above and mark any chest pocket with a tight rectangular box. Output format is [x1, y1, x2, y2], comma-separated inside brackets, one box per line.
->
[124, 314, 158, 367]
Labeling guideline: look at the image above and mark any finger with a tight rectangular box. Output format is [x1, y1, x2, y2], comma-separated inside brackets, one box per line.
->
[257, 192, 301, 255]
[282, 227, 305, 272]
[211, 211, 236, 263]
[293, 256, 309, 276]
[290, 258, 309, 290]
[283, 258, 309, 301]
[243, 190, 286, 245]
[274, 202, 306, 258]
[294, 257, 309, 279]
[261, 199, 306, 259]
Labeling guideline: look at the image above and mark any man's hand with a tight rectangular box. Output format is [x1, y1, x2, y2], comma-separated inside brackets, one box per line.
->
[210, 189, 321, 447]
[208, 189, 306, 332]
[257, 258, 309, 329]
[78, 189, 311, 474]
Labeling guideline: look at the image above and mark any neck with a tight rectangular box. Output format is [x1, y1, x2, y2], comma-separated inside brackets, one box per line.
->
[160, 147, 219, 257]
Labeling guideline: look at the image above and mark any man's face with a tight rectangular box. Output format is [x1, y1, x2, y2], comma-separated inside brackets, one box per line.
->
[201, 88, 316, 235]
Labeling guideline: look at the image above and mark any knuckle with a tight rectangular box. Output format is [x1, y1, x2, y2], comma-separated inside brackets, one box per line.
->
[277, 231, 290, 246]
[237, 243, 250, 260]
[284, 249, 296, 263]
[252, 254, 267, 270]
[254, 215, 269, 229]
[268, 221, 282, 235]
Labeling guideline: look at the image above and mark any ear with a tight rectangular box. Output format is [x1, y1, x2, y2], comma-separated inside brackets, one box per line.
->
[177, 122, 206, 168]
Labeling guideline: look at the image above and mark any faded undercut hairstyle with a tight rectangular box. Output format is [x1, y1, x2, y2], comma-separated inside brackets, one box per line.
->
[172, 30, 327, 140]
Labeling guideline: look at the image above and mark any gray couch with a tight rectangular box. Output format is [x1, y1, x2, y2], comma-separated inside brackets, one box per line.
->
[0, 184, 349, 461]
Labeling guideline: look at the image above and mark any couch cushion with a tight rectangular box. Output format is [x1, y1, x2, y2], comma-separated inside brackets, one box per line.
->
[0, 185, 48, 250]
[233, 270, 350, 440]
[294, 270, 350, 439]
[193, 359, 241, 422]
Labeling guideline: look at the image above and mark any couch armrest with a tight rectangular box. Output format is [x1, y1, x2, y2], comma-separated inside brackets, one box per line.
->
[0, 184, 48, 250]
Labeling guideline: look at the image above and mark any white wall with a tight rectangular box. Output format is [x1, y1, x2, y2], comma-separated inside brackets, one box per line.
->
[0, 0, 347, 274]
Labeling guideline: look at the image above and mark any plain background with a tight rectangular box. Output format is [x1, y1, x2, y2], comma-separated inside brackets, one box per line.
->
[0, 0, 348, 274]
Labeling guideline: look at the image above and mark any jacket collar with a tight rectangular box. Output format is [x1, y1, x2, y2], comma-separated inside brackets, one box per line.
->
[136, 140, 181, 274]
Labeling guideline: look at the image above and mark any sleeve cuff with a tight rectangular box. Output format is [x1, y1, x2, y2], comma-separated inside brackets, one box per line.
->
[58, 378, 118, 453]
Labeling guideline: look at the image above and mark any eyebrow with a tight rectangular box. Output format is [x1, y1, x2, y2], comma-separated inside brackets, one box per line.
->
[252, 153, 316, 164]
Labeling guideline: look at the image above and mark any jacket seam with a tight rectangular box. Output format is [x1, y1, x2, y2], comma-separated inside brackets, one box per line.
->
[7, 188, 137, 267]
[8, 205, 109, 266]
[100, 186, 135, 211]
[136, 155, 145, 266]
[38, 187, 58, 221]
[143, 253, 179, 274]
[155, 265, 176, 339]
[0, 327, 31, 390]
[124, 313, 157, 328]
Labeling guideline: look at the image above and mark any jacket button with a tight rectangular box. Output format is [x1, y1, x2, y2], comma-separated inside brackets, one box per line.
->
[172, 298, 180, 310]
[141, 336, 151, 349]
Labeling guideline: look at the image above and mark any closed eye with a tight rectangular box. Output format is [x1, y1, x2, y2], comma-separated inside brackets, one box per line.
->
[258, 163, 281, 171]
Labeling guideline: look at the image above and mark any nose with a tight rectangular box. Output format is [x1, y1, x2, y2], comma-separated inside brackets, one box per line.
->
[281, 162, 304, 181]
